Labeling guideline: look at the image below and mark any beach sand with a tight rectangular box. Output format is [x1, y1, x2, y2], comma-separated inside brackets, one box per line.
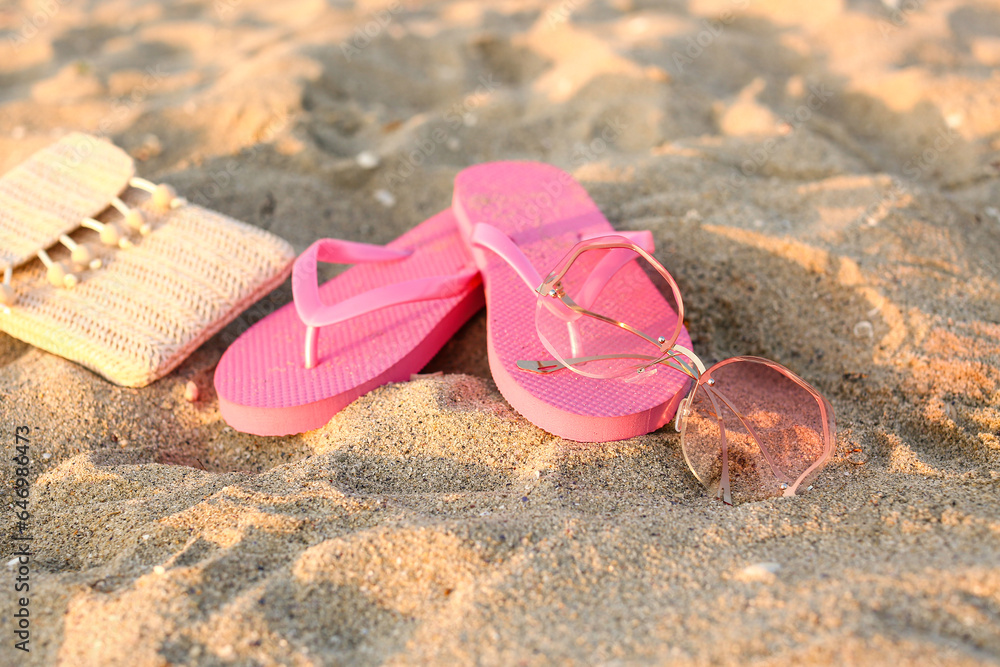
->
[1, 0, 999, 664]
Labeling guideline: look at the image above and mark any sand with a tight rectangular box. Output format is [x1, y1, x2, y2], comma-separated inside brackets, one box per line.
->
[1, 0, 999, 664]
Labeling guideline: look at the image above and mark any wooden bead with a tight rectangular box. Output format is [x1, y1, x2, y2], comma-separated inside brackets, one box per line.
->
[71, 243, 101, 270]
[124, 209, 150, 235]
[46, 262, 71, 287]
[152, 184, 177, 211]
[99, 223, 123, 246]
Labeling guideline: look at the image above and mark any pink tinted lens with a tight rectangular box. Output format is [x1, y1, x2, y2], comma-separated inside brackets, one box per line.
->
[680, 358, 835, 504]
[534, 244, 683, 379]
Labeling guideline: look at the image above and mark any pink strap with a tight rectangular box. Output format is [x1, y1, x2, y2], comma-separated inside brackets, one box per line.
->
[293, 239, 411, 324]
[469, 223, 655, 305]
[469, 223, 543, 291]
[293, 238, 479, 368]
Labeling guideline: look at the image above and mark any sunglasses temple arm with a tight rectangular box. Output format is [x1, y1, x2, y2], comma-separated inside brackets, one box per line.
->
[518, 353, 669, 373]
[517, 352, 701, 382]
[518, 345, 704, 380]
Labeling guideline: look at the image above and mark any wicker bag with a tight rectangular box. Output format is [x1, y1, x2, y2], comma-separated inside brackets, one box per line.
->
[0, 133, 294, 387]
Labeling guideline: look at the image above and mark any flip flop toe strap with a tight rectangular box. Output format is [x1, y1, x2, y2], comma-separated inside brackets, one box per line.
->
[293, 238, 479, 368]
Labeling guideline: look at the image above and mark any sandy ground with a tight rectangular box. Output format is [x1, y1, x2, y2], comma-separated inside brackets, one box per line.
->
[1, 0, 1000, 664]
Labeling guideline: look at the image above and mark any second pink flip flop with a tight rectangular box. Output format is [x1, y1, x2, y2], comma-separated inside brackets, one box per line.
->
[452, 162, 692, 442]
[215, 210, 483, 436]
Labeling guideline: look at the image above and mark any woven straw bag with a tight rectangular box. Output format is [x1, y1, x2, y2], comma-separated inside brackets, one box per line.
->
[0, 133, 295, 387]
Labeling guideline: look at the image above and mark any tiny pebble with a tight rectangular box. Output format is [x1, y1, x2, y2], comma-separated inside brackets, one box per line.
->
[184, 380, 200, 402]
[644, 65, 670, 82]
[629, 16, 649, 32]
[737, 562, 781, 583]
[853, 321, 874, 339]
[153, 565, 165, 575]
[374, 189, 396, 207]
[42, 452, 51, 460]
[137, 133, 162, 160]
[356, 150, 380, 169]
[142, 534, 150, 540]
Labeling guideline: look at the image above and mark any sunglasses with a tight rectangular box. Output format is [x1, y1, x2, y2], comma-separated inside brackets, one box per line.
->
[516, 235, 836, 505]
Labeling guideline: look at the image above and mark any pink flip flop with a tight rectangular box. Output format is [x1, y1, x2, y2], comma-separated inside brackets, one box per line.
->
[214, 210, 483, 436]
[452, 162, 692, 442]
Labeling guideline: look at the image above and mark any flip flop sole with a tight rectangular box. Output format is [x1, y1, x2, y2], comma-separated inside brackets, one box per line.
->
[453, 162, 691, 442]
[215, 209, 483, 436]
